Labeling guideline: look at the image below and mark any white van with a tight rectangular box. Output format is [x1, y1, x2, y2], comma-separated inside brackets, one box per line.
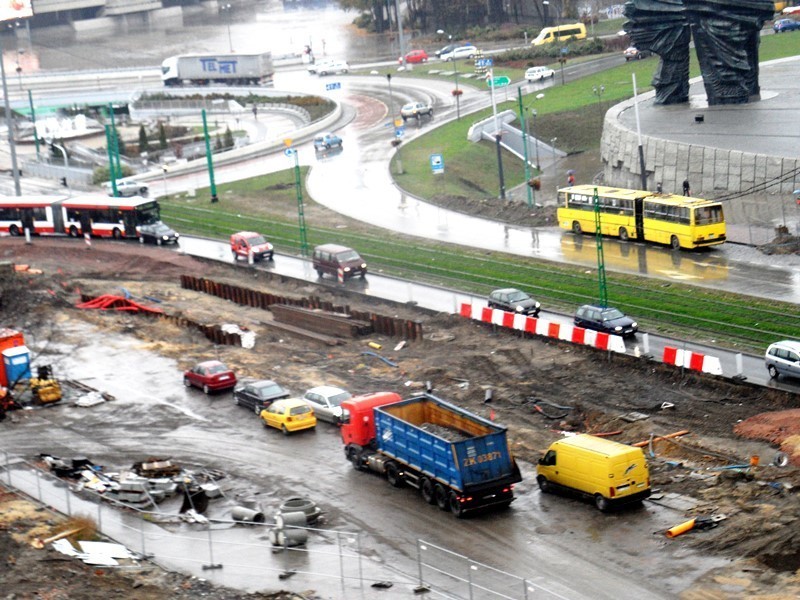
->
[765, 340, 800, 380]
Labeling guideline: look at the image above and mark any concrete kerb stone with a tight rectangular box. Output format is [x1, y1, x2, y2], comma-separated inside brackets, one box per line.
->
[132, 101, 344, 185]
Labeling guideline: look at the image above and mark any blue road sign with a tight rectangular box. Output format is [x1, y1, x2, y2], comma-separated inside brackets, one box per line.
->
[325, 82, 341, 91]
[395, 127, 405, 138]
[430, 153, 444, 175]
[476, 58, 493, 68]
[284, 148, 296, 157]
[561, 47, 569, 55]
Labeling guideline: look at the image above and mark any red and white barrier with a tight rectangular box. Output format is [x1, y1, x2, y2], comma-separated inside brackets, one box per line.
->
[662, 346, 723, 375]
[460, 303, 626, 354]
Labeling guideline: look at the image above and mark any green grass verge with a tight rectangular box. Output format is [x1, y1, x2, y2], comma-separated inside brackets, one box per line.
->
[160, 172, 800, 354]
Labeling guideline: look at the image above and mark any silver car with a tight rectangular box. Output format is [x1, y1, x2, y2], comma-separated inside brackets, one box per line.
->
[103, 180, 149, 197]
[301, 386, 352, 423]
[765, 340, 800, 380]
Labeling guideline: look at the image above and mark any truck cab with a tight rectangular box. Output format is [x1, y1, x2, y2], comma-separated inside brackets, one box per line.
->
[340, 392, 401, 447]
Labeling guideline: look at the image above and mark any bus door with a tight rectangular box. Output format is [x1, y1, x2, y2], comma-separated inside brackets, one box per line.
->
[121, 211, 138, 237]
[51, 203, 65, 234]
[634, 198, 645, 240]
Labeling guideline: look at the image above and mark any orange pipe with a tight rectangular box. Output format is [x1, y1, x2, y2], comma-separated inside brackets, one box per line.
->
[665, 518, 696, 538]
[633, 430, 690, 448]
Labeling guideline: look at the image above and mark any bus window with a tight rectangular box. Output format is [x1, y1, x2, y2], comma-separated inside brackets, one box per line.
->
[694, 204, 723, 225]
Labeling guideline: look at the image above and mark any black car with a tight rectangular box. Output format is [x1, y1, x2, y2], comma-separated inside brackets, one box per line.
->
[138, 222, 180, 246]
[434, 43, 455, 58]
[488, 288, 541, 317]
[233, 379, 291, 415]
[574, 304, 638, 338]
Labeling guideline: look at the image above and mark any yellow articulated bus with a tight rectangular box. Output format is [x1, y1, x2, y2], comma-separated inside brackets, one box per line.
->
[531, 23, 587, 46]
[556, 184, 726, 250]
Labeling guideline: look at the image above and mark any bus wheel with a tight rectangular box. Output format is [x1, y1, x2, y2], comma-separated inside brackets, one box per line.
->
[9, 225, 19, 236]
[69, 226, 79, 237]
[572, 221, 582, 235]
[112, 228, 122, 240]
[619, 228, 629, 242]
[670, 235, 681, 250]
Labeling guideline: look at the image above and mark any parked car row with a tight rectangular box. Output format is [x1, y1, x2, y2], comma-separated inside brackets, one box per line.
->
[183, 361, 353, 432]
[487, 288, 639, 338]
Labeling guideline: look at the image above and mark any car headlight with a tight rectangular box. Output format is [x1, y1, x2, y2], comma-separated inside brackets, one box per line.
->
[162, 235, 169, 240]
[332, 407, 343, 417]
[343, 267, 351, 272]
[614, 326, 623, 332]
[266, 243, 273, 250]
[535, 302, 541, 309]
[360, 263, 367, 269]
[516, 306, 524, 312]
[631, 322, 638, 328]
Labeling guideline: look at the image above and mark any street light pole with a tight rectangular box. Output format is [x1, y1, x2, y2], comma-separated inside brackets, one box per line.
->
[592, 84, 605, 122]
[437, 30, 461, 120]
[394, 0, 406, 70]
[550, 137, 558, 192]
[542, 1, 550, 27]
[222, 4, 233, 53]
[0, 33, 22, 196]
[51, 143, 71, 198]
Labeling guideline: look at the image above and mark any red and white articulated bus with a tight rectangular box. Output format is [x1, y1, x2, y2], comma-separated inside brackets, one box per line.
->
[0, 194, 162, 239]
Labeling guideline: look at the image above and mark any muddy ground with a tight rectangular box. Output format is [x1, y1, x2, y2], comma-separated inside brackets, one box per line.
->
[1, 238, 800, 599]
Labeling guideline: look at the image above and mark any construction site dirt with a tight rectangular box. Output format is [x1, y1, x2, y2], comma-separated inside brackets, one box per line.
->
[1, 238, 799, 600]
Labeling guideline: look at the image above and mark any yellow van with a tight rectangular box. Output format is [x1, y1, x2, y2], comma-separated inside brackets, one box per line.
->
[536, 434, 650, 511]
[531, 23, 587, 46]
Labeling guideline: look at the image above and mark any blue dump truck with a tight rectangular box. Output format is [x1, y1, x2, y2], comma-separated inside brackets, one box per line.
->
[340, 392, 522, 517]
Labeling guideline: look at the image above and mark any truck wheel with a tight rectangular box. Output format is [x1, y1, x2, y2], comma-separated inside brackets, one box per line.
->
[434, 484, 448, 511]
[537, 476, 551, 493]
[448, 491, 464, 518]
[594, 494, 610, 512]
[386, 462, 403, 487]
[420, 478, 436, 504]
[347, 447, 363, 470]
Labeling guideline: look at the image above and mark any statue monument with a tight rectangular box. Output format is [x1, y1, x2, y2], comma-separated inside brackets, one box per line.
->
[623, 0, 775, 105]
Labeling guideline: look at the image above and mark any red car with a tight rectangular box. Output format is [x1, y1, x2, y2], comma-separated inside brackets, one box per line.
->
[400, 49, 429, 64]
[183, 360, 237, 394]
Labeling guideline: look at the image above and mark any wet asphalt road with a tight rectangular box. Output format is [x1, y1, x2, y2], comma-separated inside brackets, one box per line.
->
[2, 320, 730, 599]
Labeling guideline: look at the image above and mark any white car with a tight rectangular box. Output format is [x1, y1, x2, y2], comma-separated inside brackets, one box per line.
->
[525, 66, 555, 82]
[301, 385, 352, 424]
[439, 45, 477, 62]
[317, 60, 350, 76]
[103, 180, 149, 197]
[307, 59, 333, 74]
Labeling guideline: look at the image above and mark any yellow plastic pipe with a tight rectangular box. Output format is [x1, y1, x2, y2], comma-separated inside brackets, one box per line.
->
[665, 518, 696, 538]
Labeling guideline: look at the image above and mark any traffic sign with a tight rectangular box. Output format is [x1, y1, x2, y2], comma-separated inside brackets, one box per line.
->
[394, 117, 403, 128]
[284, 148, 296, 157]
[486, 75, 510, 88]
[325, 82, 341, 91]
[430, 153, 444, 175]
[476, 58, 493, 68]
[395, 127, 405, 138]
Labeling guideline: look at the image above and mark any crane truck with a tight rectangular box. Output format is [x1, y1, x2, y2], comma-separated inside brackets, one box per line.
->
[160, 52, 274, 87]
[341, 392, 522, 517]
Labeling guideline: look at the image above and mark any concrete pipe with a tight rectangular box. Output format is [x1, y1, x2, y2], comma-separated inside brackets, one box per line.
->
[272, 528, 308, 547]
[231, 506, 266, 523]
[279, 497, 320, 524]
[275, 510, 307, 529]
[665, 518, 696, 538]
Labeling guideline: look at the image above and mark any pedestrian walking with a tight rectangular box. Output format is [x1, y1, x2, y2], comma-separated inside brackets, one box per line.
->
[682, 179, 691, 196]
[567, 173, 575, 186]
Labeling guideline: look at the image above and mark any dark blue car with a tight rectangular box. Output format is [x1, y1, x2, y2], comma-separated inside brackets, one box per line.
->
[774, 18, 800, 33]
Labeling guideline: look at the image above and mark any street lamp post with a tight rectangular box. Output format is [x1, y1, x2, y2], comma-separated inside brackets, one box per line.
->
[0, 32, 21, 196]
[221, 4, 233, 53]
[550, 137, 558, 191]
[50, 142, 71, 198]
[386, 74, 404, 174]
[592, 84, 605, 122]
[437, 30, 461, 120]
[542, 1, 550, 26]
[530, 92, 544, 172]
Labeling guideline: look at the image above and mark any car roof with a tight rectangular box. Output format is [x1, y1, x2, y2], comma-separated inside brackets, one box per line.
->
[315, 243, 353, 253]
[197, 360, 227, 369]
[273, 397, 309, 409]
[492, 287, 522, 294]
[306, 385, 348, 396]
[233, 231, 260, 237]
[579, 304, 619, 311]
[768, 340, 800, 351]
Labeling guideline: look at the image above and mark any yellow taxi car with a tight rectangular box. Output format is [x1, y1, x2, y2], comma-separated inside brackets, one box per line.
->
[259, 398, 317, 435]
